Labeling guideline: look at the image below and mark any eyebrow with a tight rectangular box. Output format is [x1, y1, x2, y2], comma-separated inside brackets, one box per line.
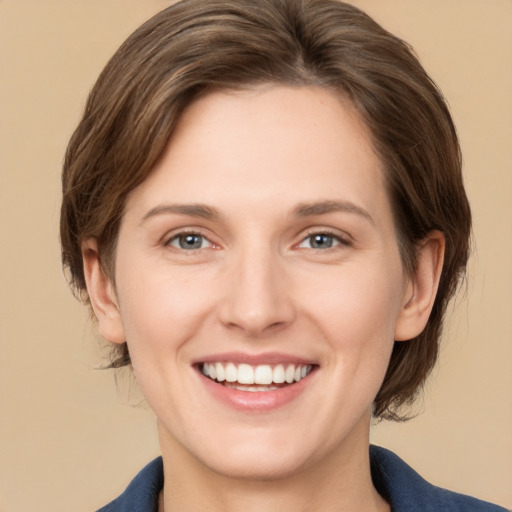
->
[293, 200, 374, 225]
[141, 203, 220, 223]
[140, 200, 374, 225]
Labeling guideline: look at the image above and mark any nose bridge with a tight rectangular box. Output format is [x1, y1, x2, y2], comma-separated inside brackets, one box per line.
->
[218, 239, 294, 335]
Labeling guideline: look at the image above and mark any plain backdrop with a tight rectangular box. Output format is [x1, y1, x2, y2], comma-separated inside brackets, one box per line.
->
[1, 1, 511, 510]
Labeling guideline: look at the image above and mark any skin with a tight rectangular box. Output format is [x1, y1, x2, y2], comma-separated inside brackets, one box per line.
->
[83, 86, 444, 512]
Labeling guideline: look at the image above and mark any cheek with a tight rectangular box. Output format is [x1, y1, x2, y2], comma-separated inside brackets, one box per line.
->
[300, 261, 405, 395]
[302, 263, 404, 339]
[119, 283, 205, 350]
[114, 263, 203, 354]
[113, 273, 211, 417]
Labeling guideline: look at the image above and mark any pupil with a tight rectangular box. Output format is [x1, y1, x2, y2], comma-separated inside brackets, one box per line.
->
[312, 234, 332, 248]
[180, 234, 202, 249]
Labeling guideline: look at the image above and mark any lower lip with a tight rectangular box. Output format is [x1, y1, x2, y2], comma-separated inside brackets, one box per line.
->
[198, 370, 316, 412]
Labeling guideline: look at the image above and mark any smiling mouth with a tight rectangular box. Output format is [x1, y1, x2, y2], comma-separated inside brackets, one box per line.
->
[199, 362, 314, 392]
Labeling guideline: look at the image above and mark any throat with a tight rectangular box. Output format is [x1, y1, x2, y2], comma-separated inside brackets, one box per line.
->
[158, 489, 164, 512]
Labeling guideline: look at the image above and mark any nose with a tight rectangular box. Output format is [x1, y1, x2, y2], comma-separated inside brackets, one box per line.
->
[218, 246, 296, 337]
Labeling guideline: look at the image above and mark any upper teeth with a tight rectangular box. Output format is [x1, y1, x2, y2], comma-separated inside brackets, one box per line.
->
[201, 362, 312, 385]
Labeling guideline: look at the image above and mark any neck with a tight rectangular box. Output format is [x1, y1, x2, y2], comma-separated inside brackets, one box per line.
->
[157, 417, 389, 512]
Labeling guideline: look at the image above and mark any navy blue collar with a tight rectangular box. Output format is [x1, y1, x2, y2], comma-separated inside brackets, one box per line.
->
[97, 457, 163, 512]
[98, 445, 506, 511]
[369, 446, 507, 511]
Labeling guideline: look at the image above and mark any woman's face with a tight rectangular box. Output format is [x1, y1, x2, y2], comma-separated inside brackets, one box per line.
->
[99, 86, 417, 478]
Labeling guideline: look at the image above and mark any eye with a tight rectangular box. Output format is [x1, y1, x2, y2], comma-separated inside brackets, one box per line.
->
[298, 232, 344, 249]
[167, 232, 212, 250]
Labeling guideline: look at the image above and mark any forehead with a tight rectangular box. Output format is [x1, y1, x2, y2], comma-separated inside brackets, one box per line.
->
[123, 85, 390, 225]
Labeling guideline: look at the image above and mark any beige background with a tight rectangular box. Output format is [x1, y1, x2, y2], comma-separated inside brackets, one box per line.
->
[1, 0, 511, 510]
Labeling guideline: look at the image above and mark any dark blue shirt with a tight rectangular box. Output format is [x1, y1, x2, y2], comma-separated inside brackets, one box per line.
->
[97, 445, 508, 511]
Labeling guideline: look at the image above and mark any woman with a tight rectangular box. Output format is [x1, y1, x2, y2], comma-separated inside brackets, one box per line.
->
[60, 0, 507, 510]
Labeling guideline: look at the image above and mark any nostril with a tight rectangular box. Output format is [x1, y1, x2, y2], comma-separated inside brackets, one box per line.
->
[220, 308, 295, 337]
[217, 265, 296, 334]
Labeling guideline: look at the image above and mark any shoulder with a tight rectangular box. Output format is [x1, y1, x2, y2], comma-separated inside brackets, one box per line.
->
[94, 450, 508, 512]
[370, 445, 508, 512]
[96, 457, 163, 512]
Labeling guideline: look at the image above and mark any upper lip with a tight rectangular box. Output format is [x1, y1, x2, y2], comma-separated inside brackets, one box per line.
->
[192, 352, 318, 366]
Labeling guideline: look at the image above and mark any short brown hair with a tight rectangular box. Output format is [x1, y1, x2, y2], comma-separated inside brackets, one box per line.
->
[61, 0, 471, 420]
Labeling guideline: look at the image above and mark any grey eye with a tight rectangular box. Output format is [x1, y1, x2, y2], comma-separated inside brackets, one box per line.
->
[310, 234, 334, 248]
[169, 233, 210, 250]
[299, 233, 341, 249]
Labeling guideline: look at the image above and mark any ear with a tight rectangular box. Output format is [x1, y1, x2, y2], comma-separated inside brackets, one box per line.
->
[394, 231, 445, 342]
[82, 238, 126, 344]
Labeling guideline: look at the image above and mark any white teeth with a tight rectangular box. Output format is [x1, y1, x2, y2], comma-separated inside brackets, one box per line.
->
[201, 362, 313, 386]
[254, 365, 273, 385]
[285, 365, 295, 384]
[215, 362, 225, 382]
[272, 364, 285, 384]
[238, 364, 254, 384]
[225, 362, 237, 383]
[224, 382, 280, 392]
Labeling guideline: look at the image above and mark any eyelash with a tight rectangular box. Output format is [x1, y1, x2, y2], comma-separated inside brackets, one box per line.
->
[297, 230, 352, 251]
[164, 230, 214, 251]
[163, 228, 352, 253]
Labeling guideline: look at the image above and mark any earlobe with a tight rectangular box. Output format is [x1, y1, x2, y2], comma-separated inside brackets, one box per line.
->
[394, 231, 445, 341]
[82, 239, 126, 344]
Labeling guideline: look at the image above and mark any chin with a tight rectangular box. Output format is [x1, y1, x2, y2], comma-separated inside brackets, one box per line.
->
[181, 420, 353, 483]
[202, 444, 314, 482]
